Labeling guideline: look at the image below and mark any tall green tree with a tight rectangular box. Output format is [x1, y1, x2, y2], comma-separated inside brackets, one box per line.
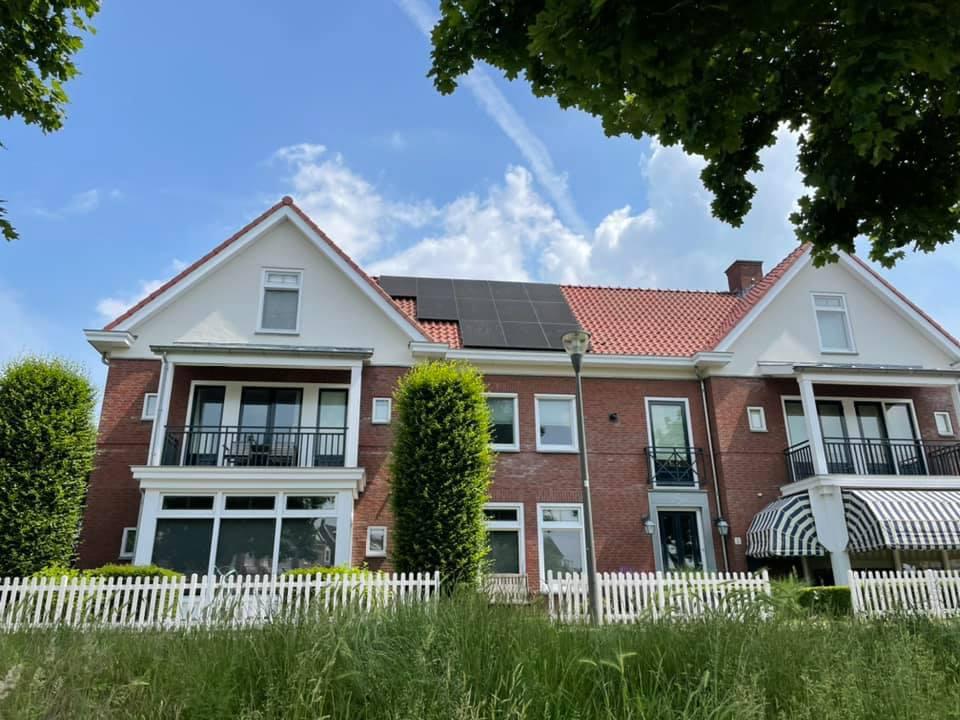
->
[0, 357, 97, 575]
[429, 1, 960, 267]
[389, 361, 493, 589]
[0, 1, 100, 241]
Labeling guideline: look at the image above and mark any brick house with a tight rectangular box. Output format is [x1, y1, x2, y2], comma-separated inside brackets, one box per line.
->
[81, 197, 960, 588]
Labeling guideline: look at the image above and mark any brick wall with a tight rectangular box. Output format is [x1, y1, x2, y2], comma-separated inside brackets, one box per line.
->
[705, 376, 960, 571]
[78, 359, 160, 568]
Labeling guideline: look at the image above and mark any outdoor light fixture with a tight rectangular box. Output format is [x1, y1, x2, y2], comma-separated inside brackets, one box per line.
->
[643, 516, 656, 536]
[716, 518, 730, 537]
[562, 329, 600, 624]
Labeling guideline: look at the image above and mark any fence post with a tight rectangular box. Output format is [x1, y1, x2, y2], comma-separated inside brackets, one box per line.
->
[848, 570, 862, 617]
[926, 569, 943, 619]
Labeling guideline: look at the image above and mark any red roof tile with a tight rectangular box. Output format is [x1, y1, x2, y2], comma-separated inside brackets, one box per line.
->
[393, 298, 462, 348]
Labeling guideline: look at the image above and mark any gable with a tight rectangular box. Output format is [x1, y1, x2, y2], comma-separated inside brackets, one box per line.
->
[717, 257, 960, 375]
[111, 216, 419, 365]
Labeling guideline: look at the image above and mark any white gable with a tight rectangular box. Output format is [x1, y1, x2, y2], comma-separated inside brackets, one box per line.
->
[110, 215, 419, 365]
[718, 257, 959, 376]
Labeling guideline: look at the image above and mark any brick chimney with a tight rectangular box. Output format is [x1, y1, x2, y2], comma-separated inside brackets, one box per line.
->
[725, 260, 764, 295]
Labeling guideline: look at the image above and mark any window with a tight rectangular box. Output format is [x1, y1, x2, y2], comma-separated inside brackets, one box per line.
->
[935, 412, 955, 437]
[259, 269, 302, 332]
[141, 393, 158, 421]
[535, 395, 577, 452]
[747, 406, 767, 432]
[486, 394, 519, 451]
[646, 399, 696, 486]
[657, 510, 704, 570]
[150, 491, 340, 577]
[484, 504, 524, 575]
[371, 397, 392, 425]
[119, 527, 137, 559]
[812, 293, 855, 353]
[538, 504, 585, 581]
[366, 526, 387, 557]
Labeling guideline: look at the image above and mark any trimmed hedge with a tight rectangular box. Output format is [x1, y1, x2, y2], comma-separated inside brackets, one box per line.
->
[281, 566, 372, 578]
[0, 357, 97, 575]
[32, 564, 183, 579]
[389, 361, 493, 590]
[797, 586, 852, 615]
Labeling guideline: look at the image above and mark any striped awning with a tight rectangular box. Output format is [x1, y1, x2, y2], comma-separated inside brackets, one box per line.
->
[747, 494, 825, 557]
[843, 489, 960, 552]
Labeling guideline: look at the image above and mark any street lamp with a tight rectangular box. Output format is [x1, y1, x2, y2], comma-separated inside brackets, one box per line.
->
[562, 329, 601, 625]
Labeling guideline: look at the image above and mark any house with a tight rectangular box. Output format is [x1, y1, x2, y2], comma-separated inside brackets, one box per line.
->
[81, 197, 960, 587]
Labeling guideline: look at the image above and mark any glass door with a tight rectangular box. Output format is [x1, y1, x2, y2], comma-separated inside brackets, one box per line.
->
[884, 402, 923, 474]
[854, 402, 895, 474]
[648, 401, 694, 485]
[784, 400, 852, 473]
[315, 390, 347, 466]
[657, 510, 703, 570]
[237, 388, 303, 466]
[186, 386, 225, 466]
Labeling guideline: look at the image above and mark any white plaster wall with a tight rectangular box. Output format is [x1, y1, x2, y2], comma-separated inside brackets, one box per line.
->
[718, 260, 957, 376]
[114, 219, 415, 365]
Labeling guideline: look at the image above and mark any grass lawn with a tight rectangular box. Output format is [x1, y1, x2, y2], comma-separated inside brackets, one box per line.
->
[1, 595, 959, 719]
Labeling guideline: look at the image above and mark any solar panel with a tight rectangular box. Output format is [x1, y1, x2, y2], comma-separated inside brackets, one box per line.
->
[489, 281, 528, 300]
[541, 323, 582, 349]
[453, 279, 493, 299]
[457, 298, 499, 321]
[417, 295, 459, 321]
[502, 322, 550, 349]
[532, 301, 578, 324]
[460, 319, 508, 348]
[377, 275, 418, 297]
[417, 277, 455, 298]
[523, 282, 565, 302]
[495, 299, 538, 322]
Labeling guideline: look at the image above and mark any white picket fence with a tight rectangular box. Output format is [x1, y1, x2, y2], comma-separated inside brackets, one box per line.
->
[849, 569, 960, 618]
[545, 570, 771, 623]
[0, 572, 440, 630]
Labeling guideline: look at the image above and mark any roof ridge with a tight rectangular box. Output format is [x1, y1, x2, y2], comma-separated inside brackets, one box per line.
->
[562, 284, 736, 295]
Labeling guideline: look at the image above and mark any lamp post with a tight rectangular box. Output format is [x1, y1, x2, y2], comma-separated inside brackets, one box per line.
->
[562, 329, 601, 625]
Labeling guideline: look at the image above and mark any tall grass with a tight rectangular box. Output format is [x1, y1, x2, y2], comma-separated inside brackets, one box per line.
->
[1, 594, 959, 718]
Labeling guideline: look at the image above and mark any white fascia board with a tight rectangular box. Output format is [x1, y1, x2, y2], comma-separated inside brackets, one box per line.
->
[713, 249, 812, 352]
[436, 347, 711, 371]
[111, 207, 428, 344]
[837, 254, 960, 361]
[156, 351, 364, 369]
[131, 466, 367, 497]
[84, 329, 135, 353]
[797, 369, 960, 387]
[782, 475, 960, 496]
[409, 341, 449, 358]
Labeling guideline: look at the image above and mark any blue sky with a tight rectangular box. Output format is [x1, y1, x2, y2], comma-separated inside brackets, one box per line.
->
[3, 1, 960, 396]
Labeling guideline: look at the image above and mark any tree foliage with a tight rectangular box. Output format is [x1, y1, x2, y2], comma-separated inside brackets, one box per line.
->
[389, 361, 493, 588]
[429, 1, 960, 266]
[0, 0, 100, 241]
[0, 357, 97, 575]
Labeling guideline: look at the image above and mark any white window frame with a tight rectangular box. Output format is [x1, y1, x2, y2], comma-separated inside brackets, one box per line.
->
[654, 507, 707, 572]
[534, 394, 578, 453]
[645, 397, 699, 486]
[747, 406, 767, 432]
[371, 397, 392, 425]
[780, 394, 922, 446]
[811, 292, 857, 354]
[365, 526, 388, 557]
[486, 393, 520, 452]
[141, 393, 158, 421]
[537, 503, 586, 588]
[257, 267, 303, 334]
[119, 527, 137, 559]
[151, 491, 340, 577]
[935, 411, 955, 437]
[484, 502, 525, 576]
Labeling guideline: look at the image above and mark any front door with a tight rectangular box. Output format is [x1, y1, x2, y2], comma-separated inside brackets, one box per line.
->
[657, 510, 703, 571]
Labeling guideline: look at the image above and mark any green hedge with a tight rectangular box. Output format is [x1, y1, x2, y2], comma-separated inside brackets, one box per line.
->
[281, 566, 372, 578]
[31, 564, 183, 579]
[797, 586, 852, 616]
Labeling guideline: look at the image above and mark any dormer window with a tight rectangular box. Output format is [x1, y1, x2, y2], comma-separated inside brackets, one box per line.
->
[259, 269, 302, 333]
[812, 293, 855, 353]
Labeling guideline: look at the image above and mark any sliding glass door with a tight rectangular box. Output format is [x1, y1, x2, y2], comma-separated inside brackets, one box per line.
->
[235, 388, 303, 466]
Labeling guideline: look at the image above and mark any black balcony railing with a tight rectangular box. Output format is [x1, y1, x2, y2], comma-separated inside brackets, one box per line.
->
[784, 437, 960, 482]
[644, 446, 704, 487]
[160, 426, 347, 468]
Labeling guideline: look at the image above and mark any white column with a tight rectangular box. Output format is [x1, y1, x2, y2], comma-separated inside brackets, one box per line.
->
[951, 383, 960, 436]
[133, 490, 161, 565]
[148, 360, 176, 465]
[806, 485, 851, 585]
[828, 549, 852, 586]
[345, 363, 363, 468]
[798, 376, 829, 476]
[335, 490, 354, 566]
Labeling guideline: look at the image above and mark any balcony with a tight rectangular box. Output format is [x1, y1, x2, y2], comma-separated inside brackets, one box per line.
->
[644, 446, 705, 487]
[785, 437, 960, 483]
[160, 426, 347, 468]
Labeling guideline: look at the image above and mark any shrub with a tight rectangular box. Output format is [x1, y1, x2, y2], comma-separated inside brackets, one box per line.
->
[30, 565, 82, 579]
[798, 585, 852, 615]
[281, 566, 371, 578]
[84, 564, 183, 579]
[390, 361, 493, 590]
[0, 357, 97, 575]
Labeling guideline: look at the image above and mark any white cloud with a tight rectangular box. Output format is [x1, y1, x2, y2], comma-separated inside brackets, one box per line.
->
[33, 187, 123, 219]
[394, 0, 588, 235]
[95, 259, 187, 323]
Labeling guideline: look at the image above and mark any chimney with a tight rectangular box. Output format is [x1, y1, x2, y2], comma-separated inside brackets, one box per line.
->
[725, 260, 764, 295]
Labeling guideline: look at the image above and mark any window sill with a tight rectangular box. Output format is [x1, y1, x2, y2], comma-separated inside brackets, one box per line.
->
[535, 447, 579, 454]
[255, 329, 301, 336]
[491, 446, 520, 453]
[820, 349, 858, 355]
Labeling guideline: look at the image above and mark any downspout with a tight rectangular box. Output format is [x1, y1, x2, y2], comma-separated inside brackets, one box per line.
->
[698, 369, 729, 571]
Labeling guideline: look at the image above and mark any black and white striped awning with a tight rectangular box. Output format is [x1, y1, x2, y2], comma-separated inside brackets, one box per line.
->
[747, 494, 825, 558]
[843, 489, 960, 552]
